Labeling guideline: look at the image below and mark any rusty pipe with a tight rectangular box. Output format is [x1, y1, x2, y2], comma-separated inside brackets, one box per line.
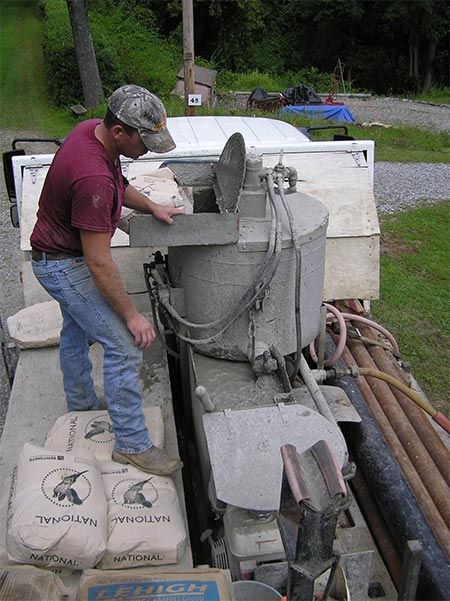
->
[360, 324, 450, 485]
[346, 338, 450, 530]
[351, 467, 402, 588]
[337, 341, 450, 555]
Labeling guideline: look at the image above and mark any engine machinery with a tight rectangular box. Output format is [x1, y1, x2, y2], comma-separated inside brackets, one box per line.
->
[129, 133, 371, 597]
[5, 119, 447, 600]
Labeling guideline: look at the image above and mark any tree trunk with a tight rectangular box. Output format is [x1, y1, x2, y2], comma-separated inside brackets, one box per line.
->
[66, 0, 104, 108]
[422, 39, 437, 92]
[413, 38, 419, 79]
[409, 32, 414, 77]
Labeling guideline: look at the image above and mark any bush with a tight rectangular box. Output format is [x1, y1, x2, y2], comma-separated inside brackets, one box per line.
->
[88, 4, 180, 97]
[41, 0, 180, 106]
[217, 67, 334, 94]
[41, 1, 121, 106]
[217, 69, 284, 93]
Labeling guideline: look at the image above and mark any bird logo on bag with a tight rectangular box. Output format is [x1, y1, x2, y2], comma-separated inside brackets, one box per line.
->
[52, 470, 88, 505]
[83, 416, 115, 444]
[123, 479, 154, 508]
[112, 477, 158, 509]
[41, 468, 92, 507]
[84, 419, 113, 440]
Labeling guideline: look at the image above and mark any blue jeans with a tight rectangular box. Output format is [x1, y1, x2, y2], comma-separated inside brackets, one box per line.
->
[32, 255, 152, 454]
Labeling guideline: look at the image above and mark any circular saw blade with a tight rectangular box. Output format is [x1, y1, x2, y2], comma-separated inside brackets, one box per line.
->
[214, 132, 246, 213]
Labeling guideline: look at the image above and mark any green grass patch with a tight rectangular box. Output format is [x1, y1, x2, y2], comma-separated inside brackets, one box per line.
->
[280, 113, 450, 163]
[0, 0, 74, 134]
[354, 124, 450, 163]
[410, 87, 450, 105]
[371, 202, 450, 413]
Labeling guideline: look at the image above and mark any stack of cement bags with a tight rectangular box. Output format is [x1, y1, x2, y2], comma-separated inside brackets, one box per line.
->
[6, 409, 187, 571]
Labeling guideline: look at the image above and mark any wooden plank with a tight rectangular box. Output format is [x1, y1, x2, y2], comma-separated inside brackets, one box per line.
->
[260, 151, 379, 238]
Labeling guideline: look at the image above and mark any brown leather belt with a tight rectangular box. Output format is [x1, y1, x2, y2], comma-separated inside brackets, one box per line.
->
[31, 248, 82, 261]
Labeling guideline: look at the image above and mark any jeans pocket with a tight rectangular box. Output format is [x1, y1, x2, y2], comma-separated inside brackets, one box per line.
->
[62, 260, 98, 298]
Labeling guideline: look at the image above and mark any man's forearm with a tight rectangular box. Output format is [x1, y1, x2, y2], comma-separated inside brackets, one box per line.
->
[87, 257, 137, 321]
[123, 184, 157, 213]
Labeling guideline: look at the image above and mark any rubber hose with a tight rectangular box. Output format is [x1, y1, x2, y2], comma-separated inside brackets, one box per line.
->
[340, 313, 400, 356]
[310, 303, 347, 366]
[358, 367, 450, 435]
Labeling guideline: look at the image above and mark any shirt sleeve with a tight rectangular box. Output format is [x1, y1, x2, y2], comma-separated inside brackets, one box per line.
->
[71, 175, 116, 232]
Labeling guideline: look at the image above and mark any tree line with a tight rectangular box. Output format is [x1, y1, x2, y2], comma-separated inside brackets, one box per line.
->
[138, 0, 449, 94]
[67, 0, 448, 108]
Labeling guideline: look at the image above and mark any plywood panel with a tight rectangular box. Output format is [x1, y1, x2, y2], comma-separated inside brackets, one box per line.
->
[324, 235, 380, 301]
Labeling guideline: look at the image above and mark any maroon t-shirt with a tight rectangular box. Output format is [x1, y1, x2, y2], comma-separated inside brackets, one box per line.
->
[30, 119, 128, 255]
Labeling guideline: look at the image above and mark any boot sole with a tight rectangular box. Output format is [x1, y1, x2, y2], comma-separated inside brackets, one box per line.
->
[112, 451, 182, 476]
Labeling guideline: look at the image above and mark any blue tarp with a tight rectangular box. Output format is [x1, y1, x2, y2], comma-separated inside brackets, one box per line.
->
[281, 104, 356, 123]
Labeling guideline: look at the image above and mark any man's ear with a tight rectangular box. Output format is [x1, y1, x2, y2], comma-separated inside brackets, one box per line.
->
[110, 124, 126, 141]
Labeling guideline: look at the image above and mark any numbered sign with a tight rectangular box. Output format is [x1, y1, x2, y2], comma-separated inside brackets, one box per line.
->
[188, 94, 202, 107]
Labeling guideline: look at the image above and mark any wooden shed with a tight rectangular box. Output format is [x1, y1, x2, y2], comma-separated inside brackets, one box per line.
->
[173, 65, 217, 107]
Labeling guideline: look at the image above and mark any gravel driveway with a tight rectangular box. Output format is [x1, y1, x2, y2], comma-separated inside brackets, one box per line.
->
[345, 96, 450, 133]
[0, 98, 449, 435]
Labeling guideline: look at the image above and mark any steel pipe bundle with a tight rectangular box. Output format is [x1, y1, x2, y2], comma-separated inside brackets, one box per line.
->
[327, 335, 450, 600]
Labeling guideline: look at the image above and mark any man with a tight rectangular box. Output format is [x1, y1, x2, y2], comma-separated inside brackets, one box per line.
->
[30, 85, 184, 475]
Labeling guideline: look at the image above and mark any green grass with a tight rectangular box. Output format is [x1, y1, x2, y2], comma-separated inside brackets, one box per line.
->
[280, 114, 450, 163]
[371, 202, 450, 413]
[0, 0, 76, 135]
[353, 124, 450, 163]
[0, 1, 447, 420]
[410, 87, 450, 105]
[1, 0, 448, 165]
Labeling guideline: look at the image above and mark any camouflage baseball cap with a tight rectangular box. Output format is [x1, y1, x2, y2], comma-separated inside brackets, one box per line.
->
[108, 85, 176, 153]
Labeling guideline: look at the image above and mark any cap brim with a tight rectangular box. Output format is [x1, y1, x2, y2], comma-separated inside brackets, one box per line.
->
[139, 127, 176, 154]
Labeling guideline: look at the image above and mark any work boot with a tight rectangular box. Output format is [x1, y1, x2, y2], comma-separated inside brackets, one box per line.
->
[98, 398, 108, 411]
[112, 446, 183, 476]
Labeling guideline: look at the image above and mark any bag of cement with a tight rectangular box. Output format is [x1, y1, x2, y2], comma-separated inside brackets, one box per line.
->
[118, 168, 187, 234]
[0, 476, 80, 596]
[6, 300, 62, 349]
[7, 443, 107, 570]
[0, 566, 68, 601]
[44, 407, 164, 461]
[97, 462, 186, 569]
[77, 568, 233, 601]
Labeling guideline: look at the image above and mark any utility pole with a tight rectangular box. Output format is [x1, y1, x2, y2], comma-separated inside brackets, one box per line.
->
[182, 0, 195, 116]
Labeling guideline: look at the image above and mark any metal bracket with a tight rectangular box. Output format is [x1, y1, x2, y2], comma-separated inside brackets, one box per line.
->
[121, 160, 130, 178]
[349, 143, 364, 168]
[28, 165, 41, 184]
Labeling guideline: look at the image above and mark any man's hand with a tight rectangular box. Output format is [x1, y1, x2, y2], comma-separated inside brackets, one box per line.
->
[152, 204, 185, 224]
[123, 184, 185, 224]
[126, 313, 157, 349]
